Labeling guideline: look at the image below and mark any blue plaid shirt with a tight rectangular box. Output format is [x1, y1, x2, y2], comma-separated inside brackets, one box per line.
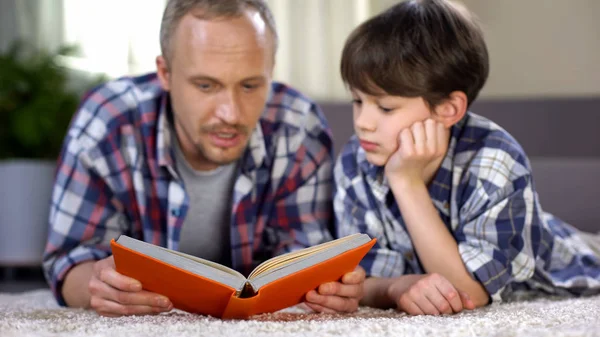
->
[43, 73, 334, 305]
[335, 112, 600, 302]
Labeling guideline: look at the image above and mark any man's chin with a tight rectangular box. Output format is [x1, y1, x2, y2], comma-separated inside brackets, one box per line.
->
[206, 148, 246, 166]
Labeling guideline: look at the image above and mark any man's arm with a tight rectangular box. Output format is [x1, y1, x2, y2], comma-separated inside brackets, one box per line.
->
[43, 94, 172, 316]
[62, 262, 95, 308]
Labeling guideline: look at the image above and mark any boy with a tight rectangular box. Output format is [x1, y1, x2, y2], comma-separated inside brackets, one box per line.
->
[333, 0, 600, 316]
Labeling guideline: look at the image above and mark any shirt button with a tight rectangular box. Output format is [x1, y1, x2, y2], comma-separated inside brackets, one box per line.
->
[171, 208, 180, 217]
[404, 251, 414, 260]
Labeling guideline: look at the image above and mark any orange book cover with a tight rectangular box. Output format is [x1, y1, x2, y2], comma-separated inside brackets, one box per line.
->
[111, 236, 376, 319]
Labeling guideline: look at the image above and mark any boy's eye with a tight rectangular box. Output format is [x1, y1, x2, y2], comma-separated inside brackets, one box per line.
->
[351, 99, 362, 105]
[379, 106, 394, 113]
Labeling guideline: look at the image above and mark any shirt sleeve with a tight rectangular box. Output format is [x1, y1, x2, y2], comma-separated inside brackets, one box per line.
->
[42, 100, 128, 306]
[333, 145, 406, 278]
[456, 160, 539, 302]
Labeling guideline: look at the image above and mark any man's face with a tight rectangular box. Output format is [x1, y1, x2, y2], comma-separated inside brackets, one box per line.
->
[157, 9, 274, 171]
[351, 89, 433, 166]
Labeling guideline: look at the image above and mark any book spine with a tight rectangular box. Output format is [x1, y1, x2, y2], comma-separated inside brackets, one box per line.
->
[221, 292, 261, 319]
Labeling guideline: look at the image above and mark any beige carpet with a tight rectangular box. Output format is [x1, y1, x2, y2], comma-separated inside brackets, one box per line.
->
[1, 290, 600, 337]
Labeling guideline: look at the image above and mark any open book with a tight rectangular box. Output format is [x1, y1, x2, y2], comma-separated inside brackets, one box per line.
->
[110, 233, 376, 319]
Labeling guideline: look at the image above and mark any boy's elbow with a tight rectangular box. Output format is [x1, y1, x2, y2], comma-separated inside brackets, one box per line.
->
[466, 285, 490, 308]
[472, 291, 490, 308]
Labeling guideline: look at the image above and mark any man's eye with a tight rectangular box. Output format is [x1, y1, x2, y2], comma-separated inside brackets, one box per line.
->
[243, 84, 259, 91]
[197, 83, 213, 91]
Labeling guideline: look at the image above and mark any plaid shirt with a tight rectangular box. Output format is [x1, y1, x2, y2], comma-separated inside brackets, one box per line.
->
[43, 73, 334, 306]
[335, 112, 600, 302]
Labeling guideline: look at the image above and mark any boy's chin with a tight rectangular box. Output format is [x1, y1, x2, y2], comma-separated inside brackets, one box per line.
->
[364, 152, 389, 167]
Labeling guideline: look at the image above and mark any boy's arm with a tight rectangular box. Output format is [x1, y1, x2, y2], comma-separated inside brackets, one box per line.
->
[386, 119, 540, 305]
[389, 178, 490, 307]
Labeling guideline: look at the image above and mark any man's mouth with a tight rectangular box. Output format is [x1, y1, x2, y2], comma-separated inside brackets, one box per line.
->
[209, 131, 243, 148]
[216, 132, 236, 139]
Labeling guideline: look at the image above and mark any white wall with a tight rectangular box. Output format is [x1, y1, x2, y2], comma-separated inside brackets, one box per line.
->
[373, 0, 600, 99]
[2, 0, 598, 100]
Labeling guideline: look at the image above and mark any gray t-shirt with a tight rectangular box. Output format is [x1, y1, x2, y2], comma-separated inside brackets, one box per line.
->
[172, 135, 238, 266]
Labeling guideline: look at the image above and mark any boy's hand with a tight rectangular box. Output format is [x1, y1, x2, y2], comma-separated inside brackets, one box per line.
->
[88, 256, 173, 317]
[385, 119, 449, 185]
[388, 273, 475, 315]
[304, 266, 366, 313]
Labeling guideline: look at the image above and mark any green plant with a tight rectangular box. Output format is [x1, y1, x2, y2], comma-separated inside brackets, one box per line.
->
[0, 41, 104, 160]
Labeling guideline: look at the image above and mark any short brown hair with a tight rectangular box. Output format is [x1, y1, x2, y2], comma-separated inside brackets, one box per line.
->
[340, 0, 489, 108]
[160, 0, 278, 64]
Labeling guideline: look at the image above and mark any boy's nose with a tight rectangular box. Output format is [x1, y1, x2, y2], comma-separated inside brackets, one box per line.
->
[354, 108, 377, 132]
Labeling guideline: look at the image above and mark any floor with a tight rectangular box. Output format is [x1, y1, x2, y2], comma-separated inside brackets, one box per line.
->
[0, 266, 48, 293]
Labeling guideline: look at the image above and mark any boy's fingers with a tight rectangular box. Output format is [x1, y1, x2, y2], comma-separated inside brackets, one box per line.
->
[425, 119, 438, 152]
[459, 291, 476, 310]
[436, 122, 447, 154]
[399, 295, 428, 316]
[434, 280, 463, 313]
[400, 129, 415, 154]
[411, 122, 426, 154]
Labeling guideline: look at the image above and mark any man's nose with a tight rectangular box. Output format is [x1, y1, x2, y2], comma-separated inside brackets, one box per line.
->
[215, 91, 241, 124]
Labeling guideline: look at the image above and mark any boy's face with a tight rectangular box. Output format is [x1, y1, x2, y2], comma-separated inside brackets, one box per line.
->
[351, 89, 434, 166]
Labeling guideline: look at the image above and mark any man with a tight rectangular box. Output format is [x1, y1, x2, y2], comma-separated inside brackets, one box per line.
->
[43, 0, 365, 317]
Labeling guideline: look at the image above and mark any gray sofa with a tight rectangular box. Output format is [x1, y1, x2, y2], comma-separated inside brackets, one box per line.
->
[319, 97, 600, 233]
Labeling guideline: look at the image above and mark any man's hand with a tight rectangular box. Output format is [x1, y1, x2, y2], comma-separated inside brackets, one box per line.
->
[385, 119, 449, 185]
[388, 273, 475, 315]
[88, 256, 173, 317]
[304, 266, 366, 313]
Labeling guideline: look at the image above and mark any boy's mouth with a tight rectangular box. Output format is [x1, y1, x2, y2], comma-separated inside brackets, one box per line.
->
[359, 139, 378, 152]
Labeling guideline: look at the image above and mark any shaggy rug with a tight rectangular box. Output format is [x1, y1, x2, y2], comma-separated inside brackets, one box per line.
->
[1, 289, 600, 337]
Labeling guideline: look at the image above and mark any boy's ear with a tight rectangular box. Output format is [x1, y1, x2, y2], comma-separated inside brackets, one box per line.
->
[434, 91, 468, 128]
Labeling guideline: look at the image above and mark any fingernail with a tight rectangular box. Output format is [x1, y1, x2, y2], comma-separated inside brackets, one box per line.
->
[156, 297, 169, 307]
[130, 282, 142, 291]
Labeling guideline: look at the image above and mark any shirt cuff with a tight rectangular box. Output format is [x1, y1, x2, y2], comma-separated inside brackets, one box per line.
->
[48, 246, 111, 306]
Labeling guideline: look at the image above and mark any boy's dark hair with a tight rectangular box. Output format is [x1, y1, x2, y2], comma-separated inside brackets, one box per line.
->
[340, 0, 489, 108]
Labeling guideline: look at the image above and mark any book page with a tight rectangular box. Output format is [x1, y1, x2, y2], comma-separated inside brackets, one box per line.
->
[116, 235, 247, 291]
[248, 234, 372, 291]
[248, 234, 365, 279]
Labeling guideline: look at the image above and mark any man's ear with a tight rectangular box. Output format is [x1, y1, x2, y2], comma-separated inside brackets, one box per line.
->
[156, 55, 171, 91]
[434, 91, 468, 128]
